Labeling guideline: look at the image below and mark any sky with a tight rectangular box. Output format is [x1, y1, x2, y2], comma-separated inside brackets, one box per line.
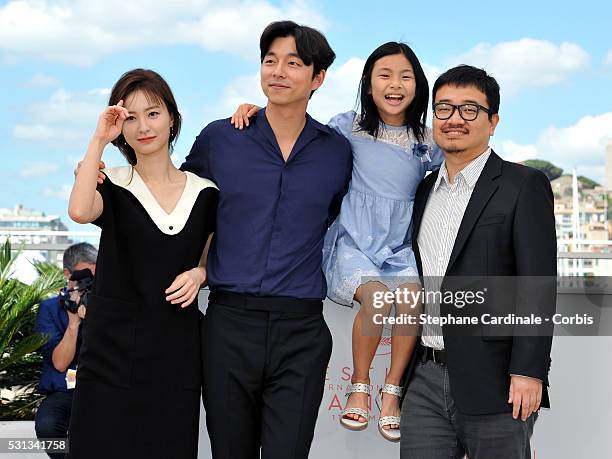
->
[1, 0, 611, 231]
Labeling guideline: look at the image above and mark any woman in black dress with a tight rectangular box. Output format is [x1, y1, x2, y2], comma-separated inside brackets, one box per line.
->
[67, 69, 218, 458]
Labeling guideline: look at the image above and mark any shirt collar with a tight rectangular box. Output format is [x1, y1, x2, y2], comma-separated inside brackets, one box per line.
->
[434, 147, 492, 191]
[256, 107, 332, 136]
[434, 161, 450, 191]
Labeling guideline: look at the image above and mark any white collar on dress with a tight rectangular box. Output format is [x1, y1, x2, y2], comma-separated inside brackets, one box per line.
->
[102, 166, 217, 236]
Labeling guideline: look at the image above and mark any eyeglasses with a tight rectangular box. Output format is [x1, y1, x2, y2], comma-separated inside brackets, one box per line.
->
[432, 102, 491, 121]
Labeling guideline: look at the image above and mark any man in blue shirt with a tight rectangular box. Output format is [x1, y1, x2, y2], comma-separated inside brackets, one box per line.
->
[34, 243, 97, 459]
[182, 20, 352, 459]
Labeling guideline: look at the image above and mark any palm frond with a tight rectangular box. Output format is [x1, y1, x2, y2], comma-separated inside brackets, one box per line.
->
[0, 239, 13, 273]
[0, 389, 43, 421]
[0, 240, 64, 419]
[0, 334, 49, 372]
[0, 239, 19, 288]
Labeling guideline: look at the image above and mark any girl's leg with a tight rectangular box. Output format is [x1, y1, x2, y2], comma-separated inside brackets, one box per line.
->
[343, 280, 392, 422]
[380, 282, 422, 430]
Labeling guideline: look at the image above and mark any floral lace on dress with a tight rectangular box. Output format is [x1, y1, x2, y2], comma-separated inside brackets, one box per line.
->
[352, 117, 435, 163]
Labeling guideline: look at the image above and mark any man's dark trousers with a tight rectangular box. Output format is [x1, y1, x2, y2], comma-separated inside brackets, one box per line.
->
[34, 390, 73, 459]
[201, 291, 333, 459]
[401, 346, 537, 459]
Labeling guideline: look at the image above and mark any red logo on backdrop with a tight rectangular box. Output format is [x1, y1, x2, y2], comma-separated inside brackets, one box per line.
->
[325, 335, 394, 421]
[374, 336, 392, 356]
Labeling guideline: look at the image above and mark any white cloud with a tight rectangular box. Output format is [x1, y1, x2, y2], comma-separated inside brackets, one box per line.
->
[0, 0, 327, 66]
[422, 63, 441, 89]
[13, 124, 80, 141]
[604, 50, 612, 69]
[495, 112, 612, 183]
[309, 57, 365, 122]
[451, 39, 590, 95]
[44, 183, 72, 200]
[27, 88, 103, 124]
[65, 154, 84, 168]
[218, 73, 267, 118]
[176, 0, 326, 59]
[22, 73, 59, 88]
[13, 87, 108, 142]
[497, 140, 539, 163]
[12, 251, 46, 285]
[20, 161, 60, 177]
[537, 113, 612, 164]
[88, 88, 111, 96]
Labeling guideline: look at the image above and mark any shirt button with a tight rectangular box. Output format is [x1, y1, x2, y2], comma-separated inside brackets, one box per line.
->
[169, 226, 174, 230]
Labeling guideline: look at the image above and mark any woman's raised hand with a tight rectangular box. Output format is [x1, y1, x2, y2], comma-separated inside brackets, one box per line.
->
[93, 100, 130, 144]
[230, 103, 260, 129]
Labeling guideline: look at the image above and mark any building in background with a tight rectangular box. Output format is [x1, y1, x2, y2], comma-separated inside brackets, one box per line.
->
[0, 205, 71, 274]
[552, 168, 610, 276]
[606, 139, 612, 191]
[0, 204, 70, 242]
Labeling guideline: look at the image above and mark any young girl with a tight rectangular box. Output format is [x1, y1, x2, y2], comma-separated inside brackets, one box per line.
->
[67, 69, 218, 458]
[231, 42, 441, 442]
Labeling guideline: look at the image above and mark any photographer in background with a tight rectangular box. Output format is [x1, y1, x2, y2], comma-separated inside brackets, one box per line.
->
[34, 242, 97, 457]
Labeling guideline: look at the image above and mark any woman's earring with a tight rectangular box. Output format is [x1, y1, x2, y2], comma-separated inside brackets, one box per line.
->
[170, 125, 174, 139]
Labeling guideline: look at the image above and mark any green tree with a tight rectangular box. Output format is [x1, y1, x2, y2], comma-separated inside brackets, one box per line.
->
[578, 176, 600, 189]
[0, 239, 64, 420]
[524, 159, 563, 181]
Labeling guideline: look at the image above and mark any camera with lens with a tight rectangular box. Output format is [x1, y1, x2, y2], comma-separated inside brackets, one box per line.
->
[60, 268, 94, 314]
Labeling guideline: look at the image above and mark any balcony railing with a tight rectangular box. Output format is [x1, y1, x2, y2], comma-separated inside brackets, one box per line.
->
[2, 231, 612, 275]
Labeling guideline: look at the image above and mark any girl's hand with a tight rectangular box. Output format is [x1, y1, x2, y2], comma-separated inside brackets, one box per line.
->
[165, 267, 206, 308]
[93, 100, 130, 145]
[230, 103, 260, 129]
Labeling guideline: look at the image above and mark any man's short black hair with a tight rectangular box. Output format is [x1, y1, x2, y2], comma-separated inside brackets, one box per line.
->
[259, 20, 336, 77]
[432, 65, 500, 118]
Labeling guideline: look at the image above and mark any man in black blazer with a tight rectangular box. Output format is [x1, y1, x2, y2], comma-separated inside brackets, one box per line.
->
[400, 65, 556, 458]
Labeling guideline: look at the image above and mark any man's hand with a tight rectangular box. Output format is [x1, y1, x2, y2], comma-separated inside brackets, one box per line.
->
[75, 160, 106, 184]
[165, 267, 206, 308]
[508, 375, 542, 421]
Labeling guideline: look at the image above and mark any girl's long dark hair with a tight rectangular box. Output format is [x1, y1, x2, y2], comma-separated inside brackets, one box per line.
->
[357, 42, 428, 142]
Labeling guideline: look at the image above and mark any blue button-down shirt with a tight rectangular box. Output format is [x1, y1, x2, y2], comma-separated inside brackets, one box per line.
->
[182, 108, 352, 299]
[35, 296, 80, 394]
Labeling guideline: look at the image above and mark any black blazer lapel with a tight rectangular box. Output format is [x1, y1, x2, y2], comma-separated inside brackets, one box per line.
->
[445, 151, 502, 275]
[413, 170, 438, 240]
[412, 170, 438, 276]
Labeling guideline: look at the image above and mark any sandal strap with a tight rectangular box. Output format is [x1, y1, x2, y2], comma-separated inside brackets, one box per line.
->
[341, 407, 368, 418]
[381, 383, 403, 397]
[346, 382, 371, 396]
[379, 415, 401, 427]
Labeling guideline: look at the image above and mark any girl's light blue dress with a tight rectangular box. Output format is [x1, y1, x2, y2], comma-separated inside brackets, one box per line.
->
[322, 111, 443, 306]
